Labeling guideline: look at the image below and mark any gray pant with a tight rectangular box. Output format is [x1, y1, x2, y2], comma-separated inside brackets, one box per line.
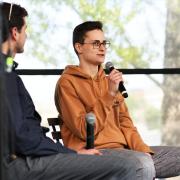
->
[4, 151, 155, 180]
[151, 146, 180, 178]
[101, 146, 180, 179]
[4, 146, 179, 180]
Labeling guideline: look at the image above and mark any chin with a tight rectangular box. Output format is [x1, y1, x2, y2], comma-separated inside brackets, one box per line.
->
[94, 57, 105, 65]
[17, 49, 24, 54]
[99, 59, 105, 64]
[96, 61, 103, 66]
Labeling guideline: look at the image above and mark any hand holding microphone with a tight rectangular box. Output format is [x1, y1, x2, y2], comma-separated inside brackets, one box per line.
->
[105, 62, 128, 98]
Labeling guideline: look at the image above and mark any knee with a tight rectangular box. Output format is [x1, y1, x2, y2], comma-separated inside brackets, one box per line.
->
[109, 155, 155, 180]
[135, 154, 156, 179]
[104, 151, 156, 180]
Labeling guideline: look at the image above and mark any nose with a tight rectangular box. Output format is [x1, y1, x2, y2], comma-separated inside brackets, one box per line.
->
[99, 43, 106, 50]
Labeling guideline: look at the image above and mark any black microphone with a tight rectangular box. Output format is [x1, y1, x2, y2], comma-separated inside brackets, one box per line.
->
[85, 112, 95, 149]
[105, 62, 128, 98]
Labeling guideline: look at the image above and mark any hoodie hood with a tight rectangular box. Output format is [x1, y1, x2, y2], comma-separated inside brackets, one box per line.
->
[63, 65, 106, 80]
[58, 65, 107, 108]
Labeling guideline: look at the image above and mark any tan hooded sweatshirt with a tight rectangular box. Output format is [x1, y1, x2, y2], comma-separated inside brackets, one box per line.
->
[55, 65, 153, 153]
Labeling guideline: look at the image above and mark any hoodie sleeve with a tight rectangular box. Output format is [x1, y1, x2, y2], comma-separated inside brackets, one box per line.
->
[117, 100, 153, 153]
[55, 78, 88, 139]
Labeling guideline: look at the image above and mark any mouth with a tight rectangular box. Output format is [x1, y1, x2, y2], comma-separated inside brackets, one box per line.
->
[97, 54, 105, 57]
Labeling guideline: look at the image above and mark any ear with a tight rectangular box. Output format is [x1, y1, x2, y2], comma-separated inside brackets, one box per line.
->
[11, 27, 19, 41]
[75, 43, 83, 54]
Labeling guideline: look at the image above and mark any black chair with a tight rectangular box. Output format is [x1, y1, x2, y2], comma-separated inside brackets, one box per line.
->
[47, 117, 61, 143]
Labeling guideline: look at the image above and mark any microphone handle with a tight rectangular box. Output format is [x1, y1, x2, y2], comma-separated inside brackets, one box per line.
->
[119, 82, 128, 98]
[86, 123, 94, 149]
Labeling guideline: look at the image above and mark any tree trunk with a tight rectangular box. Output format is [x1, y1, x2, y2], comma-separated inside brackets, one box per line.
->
[162, 0, 180, 145]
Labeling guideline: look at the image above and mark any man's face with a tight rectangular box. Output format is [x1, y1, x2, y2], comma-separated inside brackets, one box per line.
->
[15, 17, 27, 54]
[78, 29, 107, 66]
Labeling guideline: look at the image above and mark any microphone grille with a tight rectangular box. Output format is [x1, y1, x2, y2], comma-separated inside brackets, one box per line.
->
[105, 61, 113, 70]
[85, 112, 96, 124]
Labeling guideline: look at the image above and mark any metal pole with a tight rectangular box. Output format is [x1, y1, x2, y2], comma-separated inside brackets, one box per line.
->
[0, 4, 3, 179]
[0, 67, 6, 180]
[0, 2, 7, 179]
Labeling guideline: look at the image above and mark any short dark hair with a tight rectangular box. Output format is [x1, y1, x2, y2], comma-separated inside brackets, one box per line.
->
[73, 21, 103, 55]
[0, 2, 28, 42]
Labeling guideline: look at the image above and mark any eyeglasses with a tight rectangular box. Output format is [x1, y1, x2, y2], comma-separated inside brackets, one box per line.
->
[8, 3, 13, 21]
[82, 40, 110, 49]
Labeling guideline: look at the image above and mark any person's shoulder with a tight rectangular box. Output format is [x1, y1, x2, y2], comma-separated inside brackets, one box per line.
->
[59, 65, 79, 81]
[58, 73, 73, 86]
[13, 72, 23, 84]
[5, 71, 18, 81]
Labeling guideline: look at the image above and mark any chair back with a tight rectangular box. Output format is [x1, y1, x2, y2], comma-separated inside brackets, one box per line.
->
[47, 117, 61, 143]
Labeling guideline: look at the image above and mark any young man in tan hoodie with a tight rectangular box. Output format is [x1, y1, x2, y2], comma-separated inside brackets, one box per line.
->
[55, 21, 180, 179]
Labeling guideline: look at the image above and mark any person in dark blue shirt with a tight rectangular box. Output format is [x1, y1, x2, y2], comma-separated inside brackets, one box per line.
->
[0, 2, 156, 180]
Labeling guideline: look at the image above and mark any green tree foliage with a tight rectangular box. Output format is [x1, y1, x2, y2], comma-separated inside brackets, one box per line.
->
[26, 0, 157, 69]
[67, 0, 162, 69]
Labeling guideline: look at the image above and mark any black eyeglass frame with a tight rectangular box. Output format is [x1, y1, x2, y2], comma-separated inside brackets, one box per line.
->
[82, 40, 111, 49]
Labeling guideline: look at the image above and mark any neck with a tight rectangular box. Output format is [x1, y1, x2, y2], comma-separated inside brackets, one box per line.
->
[1, 41, 15, 58]
[79, 62, 99, 78]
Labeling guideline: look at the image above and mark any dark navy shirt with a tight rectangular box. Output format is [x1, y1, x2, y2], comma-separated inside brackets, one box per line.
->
[1, 54, 76, 156]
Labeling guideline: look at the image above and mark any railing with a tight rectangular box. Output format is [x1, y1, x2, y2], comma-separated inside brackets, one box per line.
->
[15, 68, 180, 75]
